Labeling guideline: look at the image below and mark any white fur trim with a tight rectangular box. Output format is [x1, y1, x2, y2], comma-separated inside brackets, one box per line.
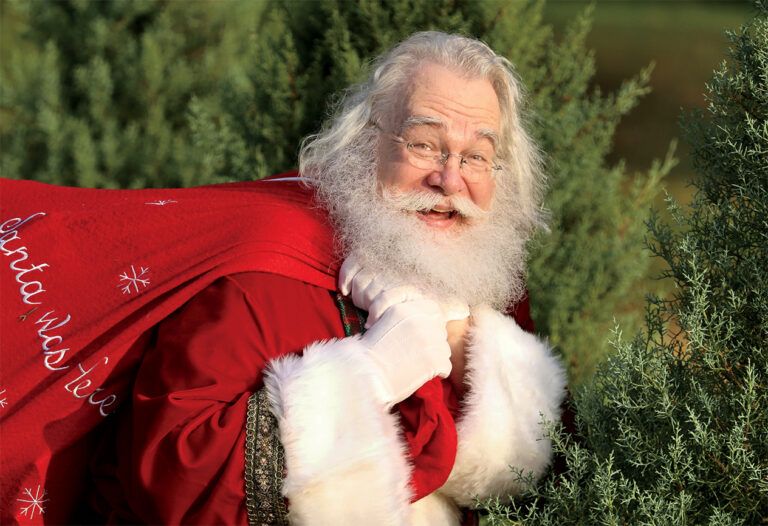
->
[410, 492, 461, 526]
[440, 306, 567, 507]
[264, 337, 412, 525]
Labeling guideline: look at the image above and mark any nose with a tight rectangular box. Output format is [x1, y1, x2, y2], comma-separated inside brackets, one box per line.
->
[426, 155, 465, 196]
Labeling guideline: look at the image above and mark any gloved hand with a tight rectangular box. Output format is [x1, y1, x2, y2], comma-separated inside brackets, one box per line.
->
[339, 254, 469, 408]
[339, 254, 470, 327]
[358, 297, 451, 408]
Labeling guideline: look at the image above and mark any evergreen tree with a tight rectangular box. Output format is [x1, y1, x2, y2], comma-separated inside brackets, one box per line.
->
[1, 0, 667, 383]
[0, 0, 269, 187]
[477, 4, 674, 386]
[485, 4, 767, 523]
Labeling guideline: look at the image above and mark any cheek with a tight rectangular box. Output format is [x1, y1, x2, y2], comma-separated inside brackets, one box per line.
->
[377, 149, 420, 191]
[471, 179, 496, 210]
[376, 142, 399, 187]
[376, 159, 396, 188]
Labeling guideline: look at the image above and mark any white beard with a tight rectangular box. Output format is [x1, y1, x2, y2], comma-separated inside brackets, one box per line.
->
[307, 137, 528, 310]
[340, 191, 525, 309]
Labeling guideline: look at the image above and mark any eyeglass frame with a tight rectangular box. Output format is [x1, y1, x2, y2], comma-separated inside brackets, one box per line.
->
[373, 123, 504, 179]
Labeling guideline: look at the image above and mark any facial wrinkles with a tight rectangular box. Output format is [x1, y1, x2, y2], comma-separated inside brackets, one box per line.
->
[411, 103, 497, 153]
[411, 83, 499, 120]
[408, 73, 500, 148]
[402, 119, 497, 159]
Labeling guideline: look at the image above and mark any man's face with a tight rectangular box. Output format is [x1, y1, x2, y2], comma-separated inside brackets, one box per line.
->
[376, 63, 501, 230]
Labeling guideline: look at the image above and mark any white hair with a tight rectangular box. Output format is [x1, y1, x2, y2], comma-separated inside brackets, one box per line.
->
[299, 31, 546, 308]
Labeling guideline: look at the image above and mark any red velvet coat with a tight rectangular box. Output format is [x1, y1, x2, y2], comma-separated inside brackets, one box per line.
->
[1, 176, 537, 524]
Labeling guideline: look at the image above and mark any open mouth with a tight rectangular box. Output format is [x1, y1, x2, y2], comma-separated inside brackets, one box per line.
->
[417, 208, 458, 219]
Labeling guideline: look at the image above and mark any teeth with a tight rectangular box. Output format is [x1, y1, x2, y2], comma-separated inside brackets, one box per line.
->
[416, 209, 456, 218]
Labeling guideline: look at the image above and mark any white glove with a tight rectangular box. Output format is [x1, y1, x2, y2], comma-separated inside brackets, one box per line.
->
[339, 254, 470, 408]
[339, 254, 470, 327]
[359, 296, 452, 408]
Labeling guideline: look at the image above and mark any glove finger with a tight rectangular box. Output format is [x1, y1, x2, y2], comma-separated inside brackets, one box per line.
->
[350, 269, 377, 309]
[366, 285, 423, 327]
[359, 273, 391, 309]
[338, 255, 363, 296]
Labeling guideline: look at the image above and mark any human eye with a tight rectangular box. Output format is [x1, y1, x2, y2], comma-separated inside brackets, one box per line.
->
[465, 151, 491, 166]
[408, 139, 436, 153]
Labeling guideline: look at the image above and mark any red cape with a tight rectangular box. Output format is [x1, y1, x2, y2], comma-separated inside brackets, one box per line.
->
[0, 174, 339, 523]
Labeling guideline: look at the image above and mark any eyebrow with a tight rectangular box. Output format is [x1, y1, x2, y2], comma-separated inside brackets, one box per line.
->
[400, 115, 499, 148]
[475, 128, 499, 148]
[399, 115, 444, 133]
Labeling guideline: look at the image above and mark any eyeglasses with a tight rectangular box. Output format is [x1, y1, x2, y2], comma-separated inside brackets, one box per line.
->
[386, 132, 503, 182]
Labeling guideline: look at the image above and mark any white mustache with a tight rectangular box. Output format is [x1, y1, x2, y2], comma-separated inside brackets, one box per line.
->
[381, 189, 489, 219]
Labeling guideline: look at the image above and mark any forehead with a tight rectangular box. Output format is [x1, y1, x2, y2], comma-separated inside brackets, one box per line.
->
[403, 63, 501, 135]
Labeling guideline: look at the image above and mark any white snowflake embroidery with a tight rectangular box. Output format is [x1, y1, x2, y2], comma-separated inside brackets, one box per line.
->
[0, 388, 7, 409]
[17, 485, 48, 519]
[145, 199, 177, 206]
[118, 265, 150, 295]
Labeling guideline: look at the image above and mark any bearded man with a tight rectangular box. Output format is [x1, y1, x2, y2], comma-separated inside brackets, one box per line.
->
[0, 32, 565, 525]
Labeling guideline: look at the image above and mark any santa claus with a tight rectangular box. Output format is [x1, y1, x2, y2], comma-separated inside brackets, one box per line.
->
[0, 31, 565, 525]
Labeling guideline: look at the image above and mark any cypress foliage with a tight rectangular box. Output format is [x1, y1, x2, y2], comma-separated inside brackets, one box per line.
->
[0, 0, 269, 187]
[1, 0, 666, 383]
[486, 4, 767, 523]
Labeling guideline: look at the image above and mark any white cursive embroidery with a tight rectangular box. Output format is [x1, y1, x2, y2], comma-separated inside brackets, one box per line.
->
[1, 213, 48, 305]
[64, 357, 118, 417]
[35, 310, 72, 371]
[1, 212, 120, 416]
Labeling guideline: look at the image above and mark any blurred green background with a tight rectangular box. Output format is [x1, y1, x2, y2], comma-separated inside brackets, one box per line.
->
[0, 0, 753, 191]
[544, 0, 751, 208]
[541, 0, 752, 310]
[0, 0, 754, 385]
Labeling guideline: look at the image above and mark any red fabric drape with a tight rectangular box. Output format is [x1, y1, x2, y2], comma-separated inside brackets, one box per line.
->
[1, 175, 534, 524]
[1, 175, 339, 523]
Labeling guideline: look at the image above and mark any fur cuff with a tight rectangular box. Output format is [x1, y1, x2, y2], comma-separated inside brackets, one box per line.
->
[440, 306, 567, 507]
[264, 337, 412, 525]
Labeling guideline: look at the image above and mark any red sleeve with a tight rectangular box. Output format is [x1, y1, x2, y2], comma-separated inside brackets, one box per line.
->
[95, 271, 463, 523]
[108, 273, 345, 525]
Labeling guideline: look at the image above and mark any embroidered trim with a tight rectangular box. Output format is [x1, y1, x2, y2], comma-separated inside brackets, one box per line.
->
[244, 388, 289, 526]
[242, 293, 366, 525]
